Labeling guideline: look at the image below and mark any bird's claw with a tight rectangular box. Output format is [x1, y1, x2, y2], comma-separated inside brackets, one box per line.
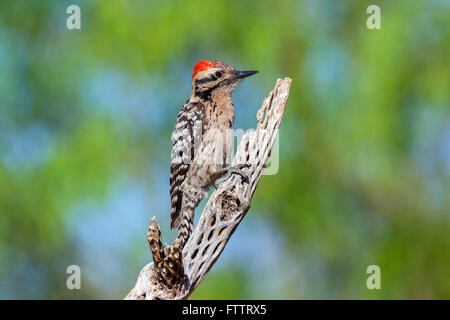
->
[214, 164, 250, 189]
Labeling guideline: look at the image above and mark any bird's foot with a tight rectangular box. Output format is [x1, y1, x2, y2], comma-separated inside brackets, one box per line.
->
[214, 164, 250, 189]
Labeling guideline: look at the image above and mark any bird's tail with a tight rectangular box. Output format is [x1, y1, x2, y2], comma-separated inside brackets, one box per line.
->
[176, 202, 195, 248]
[170, 192, 183, 229]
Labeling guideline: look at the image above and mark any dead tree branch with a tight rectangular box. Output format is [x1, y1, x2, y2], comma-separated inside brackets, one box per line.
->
[125, 77, 292, 300]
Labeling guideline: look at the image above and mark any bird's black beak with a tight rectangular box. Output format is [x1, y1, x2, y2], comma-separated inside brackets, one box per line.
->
[231, 70, 259, 80]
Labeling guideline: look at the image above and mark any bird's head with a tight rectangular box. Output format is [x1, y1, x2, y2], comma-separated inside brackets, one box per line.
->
[191, 60, 258, 100]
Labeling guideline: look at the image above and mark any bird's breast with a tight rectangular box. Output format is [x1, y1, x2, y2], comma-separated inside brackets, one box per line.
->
[206, 101, 234, 129]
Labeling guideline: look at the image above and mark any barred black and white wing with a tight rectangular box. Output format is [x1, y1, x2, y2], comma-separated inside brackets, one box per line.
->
[169, 101, 205, 229]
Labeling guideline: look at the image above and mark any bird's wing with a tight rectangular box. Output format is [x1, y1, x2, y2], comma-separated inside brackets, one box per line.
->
[169, 101, 205, 229]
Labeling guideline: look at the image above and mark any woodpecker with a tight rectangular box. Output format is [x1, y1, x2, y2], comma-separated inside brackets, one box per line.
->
[170, 60, 258, 247]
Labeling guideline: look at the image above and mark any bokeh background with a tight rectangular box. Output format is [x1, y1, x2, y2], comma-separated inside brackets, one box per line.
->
[0, 0, 449, 299]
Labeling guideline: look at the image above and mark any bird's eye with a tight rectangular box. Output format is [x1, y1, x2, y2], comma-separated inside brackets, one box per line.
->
[215, 71, 223, 78]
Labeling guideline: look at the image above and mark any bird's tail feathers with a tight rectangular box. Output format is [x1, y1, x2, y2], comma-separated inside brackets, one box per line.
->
[176, 204, 195, 248]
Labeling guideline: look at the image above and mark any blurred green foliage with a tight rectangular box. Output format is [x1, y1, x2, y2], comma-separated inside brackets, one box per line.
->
[0, 0, 449, 299]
